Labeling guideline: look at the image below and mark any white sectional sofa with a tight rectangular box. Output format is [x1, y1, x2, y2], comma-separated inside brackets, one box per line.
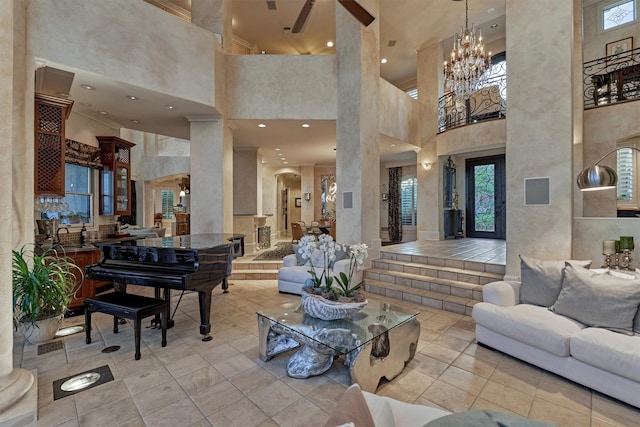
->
[472, 256, 640, 408]
[277, 250, 362, 295]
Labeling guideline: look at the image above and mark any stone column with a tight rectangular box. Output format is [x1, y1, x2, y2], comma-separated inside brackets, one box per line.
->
[416, 42, 443, 240]
[0, 0, 36, 423]
[504, 0, 578, 275]
[189, 117, 233, 233]
[335, 0, 381, 257]
[300, 166, 315, 225]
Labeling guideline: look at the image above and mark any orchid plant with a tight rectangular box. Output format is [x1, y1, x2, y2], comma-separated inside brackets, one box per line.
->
[297, 234, 369, 299]
[297, 234, 339, 292]
[333, 243, 368, 298]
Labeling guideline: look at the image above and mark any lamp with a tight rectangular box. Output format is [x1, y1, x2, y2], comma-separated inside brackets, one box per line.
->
[577, 146, 640, 191]
[443, 0, 490, 99]
[421, 161, 433, 170]
[179, 189, 186, 197]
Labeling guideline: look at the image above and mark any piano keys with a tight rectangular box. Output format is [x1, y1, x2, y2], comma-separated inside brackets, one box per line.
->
[86, 234, 242, 341]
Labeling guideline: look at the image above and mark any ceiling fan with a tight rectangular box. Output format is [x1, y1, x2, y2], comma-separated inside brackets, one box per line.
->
[292, 0, 375, 33]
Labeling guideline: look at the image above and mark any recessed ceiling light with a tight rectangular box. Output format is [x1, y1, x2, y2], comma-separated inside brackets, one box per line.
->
[302, 123, 310, 128]
[258, 123, 266, 128]
[126, 95, 138, 100]
[80, 84, 95, 90]
[98, 111, 109, 115]
[281, 158, 286, 160]
[327, 41, 334, 47]
[381, 58, 388, 64]
[130, 119, 140, 123]
[165, 105, 175, 110]
[275, 148, 280, 151]
[283, 161, 289, 164]
[391, 143, 397, 147]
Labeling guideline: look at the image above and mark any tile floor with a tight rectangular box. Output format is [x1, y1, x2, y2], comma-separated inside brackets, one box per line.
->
[13, 278, 640, 427]
[381, 238, 507, 266]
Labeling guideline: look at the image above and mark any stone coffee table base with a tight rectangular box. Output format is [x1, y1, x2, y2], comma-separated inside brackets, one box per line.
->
[257, 314, 420, 392]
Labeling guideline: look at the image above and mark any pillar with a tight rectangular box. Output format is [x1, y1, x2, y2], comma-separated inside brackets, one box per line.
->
[335, 0, 381, 257]
[505, 0, 578, 275]
[0, 0, 37, 423]
[416, 42, 444, 240]
[189, 117, 233, 233]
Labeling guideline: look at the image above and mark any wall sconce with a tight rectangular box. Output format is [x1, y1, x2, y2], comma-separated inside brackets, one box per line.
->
[422, 161, 433, 171]
[381, 183, 388, 201]
[179, 189, 186, 197]
[304, 192, 311, 201]
[382, 192, 388, 201]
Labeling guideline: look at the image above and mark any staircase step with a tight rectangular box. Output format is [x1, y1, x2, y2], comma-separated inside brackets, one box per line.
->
[229, 269, 278, 280]
[364, 278, 479, 316]
[365, 267, 484, 301]
[371, 258, 502, 285]
[233, 261, 283, 271]
[379, 251, 505, 276]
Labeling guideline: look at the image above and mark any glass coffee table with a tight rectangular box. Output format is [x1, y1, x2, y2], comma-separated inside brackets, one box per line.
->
[257, 301, 420, 392]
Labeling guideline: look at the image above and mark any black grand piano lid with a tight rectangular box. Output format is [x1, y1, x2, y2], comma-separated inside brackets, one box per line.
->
[100, 233, 243, 250]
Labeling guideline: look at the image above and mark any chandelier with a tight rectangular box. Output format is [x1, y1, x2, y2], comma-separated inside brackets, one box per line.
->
[444, 0, 490, 99]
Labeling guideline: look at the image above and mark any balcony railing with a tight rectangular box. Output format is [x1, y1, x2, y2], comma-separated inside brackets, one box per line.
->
[584, 47, 640, 109]
[438, 62, 507, 133]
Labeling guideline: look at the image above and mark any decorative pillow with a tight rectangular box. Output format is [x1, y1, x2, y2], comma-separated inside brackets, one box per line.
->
[519, 255, 592, 307]
[331, 244, 350, 268]
[423, 409, 555, 426]
[323, 384, 375, 427]
[311, 249, 327, 268]
[291, 244, 308, 266]
[550, 263, 640, 335]
[608, 270, 640, 334]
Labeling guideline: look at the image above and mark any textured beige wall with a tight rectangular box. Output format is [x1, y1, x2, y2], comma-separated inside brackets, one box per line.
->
[505, 0, 576, 275]
[379, 79, 413, 143]
[226, 55, 337, 120]
[29, 0, 217, 105]
[582, 2, 640, 62]
[233, 149, 259, 215]
[573, 218, 640, 266]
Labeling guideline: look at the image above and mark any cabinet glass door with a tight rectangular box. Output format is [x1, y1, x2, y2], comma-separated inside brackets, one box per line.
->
[101, 169, 114, 216]
[116, 166, 129, 213]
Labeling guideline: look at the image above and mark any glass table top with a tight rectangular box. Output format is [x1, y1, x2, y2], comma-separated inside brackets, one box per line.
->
[257, 301, 419, 355]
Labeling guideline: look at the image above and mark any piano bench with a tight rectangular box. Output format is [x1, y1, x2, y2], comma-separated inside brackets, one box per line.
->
[84, 292, 168, 360]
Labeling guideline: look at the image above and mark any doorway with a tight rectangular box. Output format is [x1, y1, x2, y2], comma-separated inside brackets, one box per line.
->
[465, 155, 506, 239]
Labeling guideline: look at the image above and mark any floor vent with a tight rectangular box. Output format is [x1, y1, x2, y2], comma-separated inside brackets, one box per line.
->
[38, 340, 64, 356]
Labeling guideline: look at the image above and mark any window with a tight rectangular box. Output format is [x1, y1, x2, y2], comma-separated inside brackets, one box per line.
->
[161, 190, 174, 219]
[602, 0, 636, 30]
[617, 146, 636, 205]
[41, 164, 93, 225]
[400, 176, 417, 226]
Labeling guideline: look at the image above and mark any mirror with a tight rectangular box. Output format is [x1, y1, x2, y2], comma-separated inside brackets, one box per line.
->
[321, 175, 336, 219]
[443, 157, 456, 209]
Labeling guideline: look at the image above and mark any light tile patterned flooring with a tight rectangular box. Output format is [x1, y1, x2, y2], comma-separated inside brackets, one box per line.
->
[12, 239, 640, 427]
[381, 238, 507, 267]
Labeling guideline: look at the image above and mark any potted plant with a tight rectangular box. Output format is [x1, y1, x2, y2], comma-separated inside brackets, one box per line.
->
[12, 245, 82, 343]
[297, 235, 369, 320]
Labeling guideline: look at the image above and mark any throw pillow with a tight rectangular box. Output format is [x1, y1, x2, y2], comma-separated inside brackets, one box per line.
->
[550, 263, 640, 335]
[311, 248, 327, 268]
[291, 244, 308, 266]
[608, 270, 640, 334]
[331, 244, 350, 268]
[519, 255, 592, 307]
[424, 409, 556, 426]
[323, 384, 376, 427]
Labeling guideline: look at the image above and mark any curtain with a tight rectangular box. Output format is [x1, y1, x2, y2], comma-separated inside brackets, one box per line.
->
[65, 139, 103, 169]
[388, 167, 402, 243]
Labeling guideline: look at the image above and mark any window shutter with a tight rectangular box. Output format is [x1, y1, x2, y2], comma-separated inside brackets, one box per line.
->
[617, 147, 634, 201]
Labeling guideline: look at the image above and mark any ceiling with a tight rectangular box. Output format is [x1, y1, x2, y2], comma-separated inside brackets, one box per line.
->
[40, 0, 511, 167]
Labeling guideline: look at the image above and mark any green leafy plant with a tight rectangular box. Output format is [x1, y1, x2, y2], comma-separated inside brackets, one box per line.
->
[12, 245, 82, 330]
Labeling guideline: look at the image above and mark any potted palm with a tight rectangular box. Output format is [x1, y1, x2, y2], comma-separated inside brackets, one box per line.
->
[12, 245, 81, 343]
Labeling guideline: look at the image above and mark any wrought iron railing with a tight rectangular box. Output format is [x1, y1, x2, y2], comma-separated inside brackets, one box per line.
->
[438, 61, 507, 133]
[584, 47, 640, 109]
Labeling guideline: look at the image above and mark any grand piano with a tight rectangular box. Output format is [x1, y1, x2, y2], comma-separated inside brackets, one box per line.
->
[86, 233, 244, 341]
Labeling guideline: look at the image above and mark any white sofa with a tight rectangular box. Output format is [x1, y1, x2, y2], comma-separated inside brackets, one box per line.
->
[278, 251, 362, 295]
[472, 263, 640, 408]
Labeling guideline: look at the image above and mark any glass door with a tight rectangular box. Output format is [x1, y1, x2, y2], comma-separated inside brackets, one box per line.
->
[465, 155, 506, 239]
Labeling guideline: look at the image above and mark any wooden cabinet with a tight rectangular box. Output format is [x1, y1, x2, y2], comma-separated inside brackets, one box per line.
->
[97, 136, 136, 216]
[68, 248, 109, 310]
[34, 94, 74, 196]
[175, 213, 190, 236]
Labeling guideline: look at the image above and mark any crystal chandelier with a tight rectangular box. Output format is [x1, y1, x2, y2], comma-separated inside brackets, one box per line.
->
[444, 0, 491, 99]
